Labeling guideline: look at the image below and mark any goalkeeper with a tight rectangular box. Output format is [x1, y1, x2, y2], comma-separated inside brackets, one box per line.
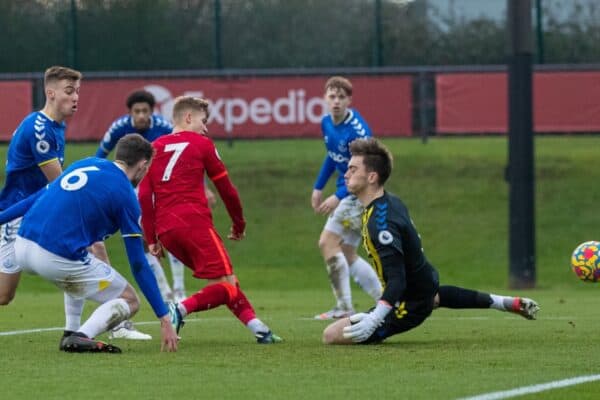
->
[323, 138, 540, 345]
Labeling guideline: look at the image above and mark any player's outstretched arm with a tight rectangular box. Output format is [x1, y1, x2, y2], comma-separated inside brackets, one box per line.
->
[0, 187, 45, 225]
[313, 156, 336, 199]
[159, 315, 178, 352]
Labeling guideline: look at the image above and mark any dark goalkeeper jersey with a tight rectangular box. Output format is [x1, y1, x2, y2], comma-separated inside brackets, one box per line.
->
[361, 191, 439, 306]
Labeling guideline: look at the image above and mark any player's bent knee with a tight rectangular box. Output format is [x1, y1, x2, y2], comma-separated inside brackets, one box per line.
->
[120, 285, 141, 314]
[318, 235, 330, 251]
[319, 231, 342, 254]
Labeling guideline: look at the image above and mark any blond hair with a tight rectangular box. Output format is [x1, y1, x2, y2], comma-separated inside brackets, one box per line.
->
[172, 96, 210, 123]
[44, 66, 82, 87]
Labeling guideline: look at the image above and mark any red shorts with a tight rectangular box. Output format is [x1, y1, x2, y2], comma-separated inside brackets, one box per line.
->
[159, 227, 233, 279]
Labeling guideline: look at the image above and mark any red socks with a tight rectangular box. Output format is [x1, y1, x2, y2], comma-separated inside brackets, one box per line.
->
[226, 282, 256, 325]
[181, 281, 257, 325]
[182, 281, 238, 312]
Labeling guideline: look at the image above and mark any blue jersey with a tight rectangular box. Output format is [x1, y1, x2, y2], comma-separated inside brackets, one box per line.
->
[0, 111, 65, 210]
[19, 158, 142, 261]
[95, 114, 172, 157]
[314, 109, 372, 199]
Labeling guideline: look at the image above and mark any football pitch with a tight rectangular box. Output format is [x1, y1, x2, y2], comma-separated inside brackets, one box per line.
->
[2, 137, 600, 399]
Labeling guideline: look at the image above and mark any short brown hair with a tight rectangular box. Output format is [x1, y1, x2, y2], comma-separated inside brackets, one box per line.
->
[349, 138, 393, 185]
[324, 76, 353, 96]
[114, 133, 154, 167]
[44, 66, 82, 87]
[172, 96, 210, 123]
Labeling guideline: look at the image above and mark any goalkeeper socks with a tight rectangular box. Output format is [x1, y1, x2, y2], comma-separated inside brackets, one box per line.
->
[226, 282, 257, 325]
[489, 294, 519, 311]
[326, 252, 352, 310]
[167, 252, 185, 292]
[79, 298, 131, 339]
[437, 285, 492, 309]
[349, 257, 382, 300]
[64, 293, 84, 332]
[181, 282, 238, 314]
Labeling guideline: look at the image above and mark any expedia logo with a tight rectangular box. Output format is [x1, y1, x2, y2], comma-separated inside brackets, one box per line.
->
[144, 85, 327, 134]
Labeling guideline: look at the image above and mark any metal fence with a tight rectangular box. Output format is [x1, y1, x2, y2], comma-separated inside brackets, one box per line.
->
[1, 0, 600, 73]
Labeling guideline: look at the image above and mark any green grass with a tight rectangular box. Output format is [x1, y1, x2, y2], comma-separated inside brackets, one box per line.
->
[1, 137, 600, 399]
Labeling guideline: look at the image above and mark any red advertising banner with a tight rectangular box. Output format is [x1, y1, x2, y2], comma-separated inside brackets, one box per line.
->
[0, 81, 32, 141]
[436, 72, 600, 134]
[66, 76, 412, 141]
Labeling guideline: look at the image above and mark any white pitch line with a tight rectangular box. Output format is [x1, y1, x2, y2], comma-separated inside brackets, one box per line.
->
[0, 317, 206, 336]
[0, 327, 64, 336]
[455, 374, 600, 400]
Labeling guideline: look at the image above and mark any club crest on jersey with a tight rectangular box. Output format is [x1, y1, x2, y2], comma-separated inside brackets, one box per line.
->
[36, 140, 50, 154]
[378, 230, 393, 245]
[337, 141, 347, 153]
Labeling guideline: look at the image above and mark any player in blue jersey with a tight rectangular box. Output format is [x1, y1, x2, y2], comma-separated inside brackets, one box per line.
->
[95, 90, 173, 158]
[0, 66, 82, 307]
[94, 90, 212, 339]
[312, 76, 383, 320]
[0, 134, 179, 353]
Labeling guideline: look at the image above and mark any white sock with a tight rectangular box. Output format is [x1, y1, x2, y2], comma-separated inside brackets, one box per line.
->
[349, 257, 383, 301]
[177, 303, 188, 318]
[145, 252, 173, 300]
[167, 252, 185, 292]
[79, 298, 131, 338]
[64, 293, 84, 332]
[246, 318, 269, 335]
[490, 294, 510, 311]
[326, 252, 352, 310]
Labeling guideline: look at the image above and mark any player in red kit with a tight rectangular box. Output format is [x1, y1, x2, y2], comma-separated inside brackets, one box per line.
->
[138, 96, 282, 344]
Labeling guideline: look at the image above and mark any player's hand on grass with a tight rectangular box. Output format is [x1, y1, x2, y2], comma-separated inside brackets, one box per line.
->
[316, 195, 340, 215]
[159, 315, 178, 352]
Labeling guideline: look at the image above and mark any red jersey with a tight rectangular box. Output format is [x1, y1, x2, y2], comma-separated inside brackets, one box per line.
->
[139, 131, 244, 243]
